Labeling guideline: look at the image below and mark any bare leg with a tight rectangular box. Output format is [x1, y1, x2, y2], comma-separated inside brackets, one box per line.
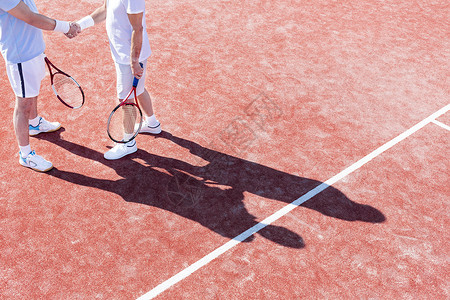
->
[136, 88, 154, 117]
[14, 96, 37, 147]
[29, 97, 38, 120]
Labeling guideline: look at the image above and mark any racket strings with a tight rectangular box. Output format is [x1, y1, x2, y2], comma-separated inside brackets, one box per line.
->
[53, 74, 83, 108]
[107, 103, 142, 143]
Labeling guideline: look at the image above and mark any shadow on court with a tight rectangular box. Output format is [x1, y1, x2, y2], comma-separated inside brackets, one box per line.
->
[38, 130, 385, 249]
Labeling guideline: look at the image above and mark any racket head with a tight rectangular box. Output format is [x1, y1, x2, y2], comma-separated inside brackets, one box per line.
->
[51, 73, 85, 109]
[107, 102, 143, 143]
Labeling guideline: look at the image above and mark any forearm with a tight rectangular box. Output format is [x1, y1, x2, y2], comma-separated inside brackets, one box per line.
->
[130, 27, 143, 64]
[127, 12, 145, 77]
[77, 2, 106, 30]
[27, 14, 58, 30]
[90, 5, 106, 24]
[8, 2, 59, 31]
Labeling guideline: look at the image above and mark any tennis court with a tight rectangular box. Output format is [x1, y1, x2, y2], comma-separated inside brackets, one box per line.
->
[0, 0, 448, 299]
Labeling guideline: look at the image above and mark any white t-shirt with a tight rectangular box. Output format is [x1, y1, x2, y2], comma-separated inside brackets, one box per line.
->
[106, 0, 151, 65]
[0, 0, 45, 64]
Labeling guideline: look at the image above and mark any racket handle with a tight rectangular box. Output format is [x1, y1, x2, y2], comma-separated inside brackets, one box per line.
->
[133, 77, 139, 87]
[132, 63, 144, 87]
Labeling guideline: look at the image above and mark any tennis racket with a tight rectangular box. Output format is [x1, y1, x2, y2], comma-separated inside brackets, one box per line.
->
[44, 56, 85, 109]
[106, 72, 143, 143]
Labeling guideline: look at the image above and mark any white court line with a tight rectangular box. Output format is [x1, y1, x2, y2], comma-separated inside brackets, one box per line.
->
[137, 104, 450, 300]
[432, 119, 450, 131]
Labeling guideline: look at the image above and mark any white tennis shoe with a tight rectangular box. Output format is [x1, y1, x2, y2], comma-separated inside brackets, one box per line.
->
[29, 117, 61, 136]
[137, 119, 161, 134]
[19, 150, 53, 172]
[104, 140, 137, 160]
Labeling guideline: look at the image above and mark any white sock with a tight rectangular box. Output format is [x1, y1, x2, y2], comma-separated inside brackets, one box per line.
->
[19, 145, 32, 158]
[123, 133, 134, 141]
[146, 114, 159, 126]
[29, 116, 41, 127]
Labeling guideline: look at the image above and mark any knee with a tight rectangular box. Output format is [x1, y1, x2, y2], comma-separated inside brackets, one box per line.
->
[15, 97, 35, 115]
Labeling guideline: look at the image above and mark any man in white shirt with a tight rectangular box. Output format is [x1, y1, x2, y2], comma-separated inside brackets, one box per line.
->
[0, 0, 80, 172]
[76, 0, 162, 160]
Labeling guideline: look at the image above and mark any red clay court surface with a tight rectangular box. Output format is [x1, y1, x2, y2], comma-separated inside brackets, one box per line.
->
[0, 0, 449, 299]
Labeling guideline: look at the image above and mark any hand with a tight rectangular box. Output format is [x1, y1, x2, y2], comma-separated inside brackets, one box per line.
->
[65, 22, 81, 39]
[131, 61, 144, 79]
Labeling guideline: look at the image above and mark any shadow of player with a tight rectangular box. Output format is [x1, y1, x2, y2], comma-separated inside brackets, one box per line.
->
[38, 130, 385, 249]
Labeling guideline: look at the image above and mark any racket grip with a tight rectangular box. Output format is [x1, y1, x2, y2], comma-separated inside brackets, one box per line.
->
[132, 63, 144, 87]
[133, 77, 139, 87]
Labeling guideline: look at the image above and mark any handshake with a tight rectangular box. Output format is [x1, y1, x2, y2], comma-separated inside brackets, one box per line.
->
[59, 16, 95, 39]
[64, 22, 81, 39]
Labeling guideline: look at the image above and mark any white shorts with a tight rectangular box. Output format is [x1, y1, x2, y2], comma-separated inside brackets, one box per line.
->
[115, 59, 147, 99]
[6, 53, 46, 98]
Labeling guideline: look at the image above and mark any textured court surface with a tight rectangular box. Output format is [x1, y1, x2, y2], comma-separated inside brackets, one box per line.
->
[0, 0, 449, 299]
